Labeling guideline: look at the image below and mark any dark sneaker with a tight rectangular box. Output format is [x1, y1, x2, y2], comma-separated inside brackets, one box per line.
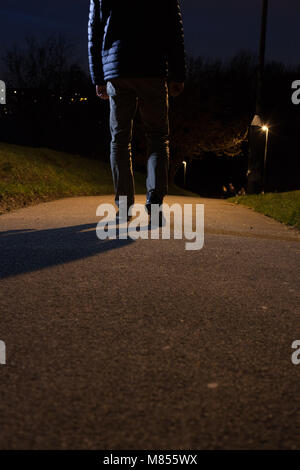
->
[146, 190, 162, 208]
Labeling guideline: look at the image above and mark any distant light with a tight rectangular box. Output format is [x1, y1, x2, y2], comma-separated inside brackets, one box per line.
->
[80, 97, 88, 102]
[182, 161, 187, 166]
[59, 96, 63, 100]
[14, 90, 17, 94]
[262, 125, 269, 132]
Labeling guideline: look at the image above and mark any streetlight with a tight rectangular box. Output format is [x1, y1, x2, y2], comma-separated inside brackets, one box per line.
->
[256, 0, 269, 116]
[247, 0, 270, 194]
[182, 161, 187, 188]
[262, 125, 269, 193]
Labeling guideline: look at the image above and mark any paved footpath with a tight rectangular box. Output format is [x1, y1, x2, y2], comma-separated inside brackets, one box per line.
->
[0, 195, 299, 449]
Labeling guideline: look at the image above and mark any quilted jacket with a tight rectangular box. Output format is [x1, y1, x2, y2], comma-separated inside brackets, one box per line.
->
[88, 0, 186, 85]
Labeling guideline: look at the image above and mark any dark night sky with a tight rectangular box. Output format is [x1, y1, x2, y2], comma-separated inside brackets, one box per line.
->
[0, 0, 299, 77]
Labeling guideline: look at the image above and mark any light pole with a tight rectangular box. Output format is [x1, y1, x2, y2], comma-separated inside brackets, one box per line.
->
[247, 0, 270, 194]
[256, 0, 269, 116]
[262, 125, 269, 193]
[182, 161, 187, 188]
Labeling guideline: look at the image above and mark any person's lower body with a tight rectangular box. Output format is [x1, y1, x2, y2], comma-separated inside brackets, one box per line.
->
[106, 77, 170, 215]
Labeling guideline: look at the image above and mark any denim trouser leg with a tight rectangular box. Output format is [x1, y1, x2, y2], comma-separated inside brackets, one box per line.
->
[107, 78, 169, 207]
[107, 80, 138, 208]
[137, 79, 170, 204]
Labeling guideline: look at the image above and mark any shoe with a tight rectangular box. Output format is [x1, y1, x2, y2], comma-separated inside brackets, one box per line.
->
[146, 190, 162, 209]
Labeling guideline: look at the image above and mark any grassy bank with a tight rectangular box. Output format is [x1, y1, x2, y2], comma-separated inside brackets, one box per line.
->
[229, 191, 300, 230]
[0, 142, 194, 214]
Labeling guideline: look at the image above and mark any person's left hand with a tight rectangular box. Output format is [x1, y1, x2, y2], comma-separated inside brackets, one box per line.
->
[96, 85, 109, 100]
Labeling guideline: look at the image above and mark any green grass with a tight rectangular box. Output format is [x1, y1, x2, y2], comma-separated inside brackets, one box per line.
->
[229, 191, 300, 230]
[0, 142, 195, 214]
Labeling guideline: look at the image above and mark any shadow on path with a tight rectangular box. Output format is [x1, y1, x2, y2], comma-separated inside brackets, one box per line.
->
[0, 222, 137, 279]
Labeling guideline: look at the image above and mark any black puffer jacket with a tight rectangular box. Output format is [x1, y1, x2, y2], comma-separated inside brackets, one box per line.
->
[88, 0, 186, 85]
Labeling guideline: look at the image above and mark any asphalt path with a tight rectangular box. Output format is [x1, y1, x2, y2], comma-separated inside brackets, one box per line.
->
[0, 195, 299, 449]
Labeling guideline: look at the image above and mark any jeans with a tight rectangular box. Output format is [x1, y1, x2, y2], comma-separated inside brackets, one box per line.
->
[106, 77, 170, 209]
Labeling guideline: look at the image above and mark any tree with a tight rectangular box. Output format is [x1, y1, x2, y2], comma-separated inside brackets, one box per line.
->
[1, 35, 91, 149]
[2, 35, 87, 93]
[167, 52, 255, 183]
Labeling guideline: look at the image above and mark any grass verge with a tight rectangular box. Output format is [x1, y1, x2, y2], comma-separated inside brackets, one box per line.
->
[229, 191, 300, 230]
[0, 142, 195, 214]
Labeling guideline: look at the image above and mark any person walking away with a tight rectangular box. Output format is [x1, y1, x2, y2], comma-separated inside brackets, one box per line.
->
[88, 0, 186, 221]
